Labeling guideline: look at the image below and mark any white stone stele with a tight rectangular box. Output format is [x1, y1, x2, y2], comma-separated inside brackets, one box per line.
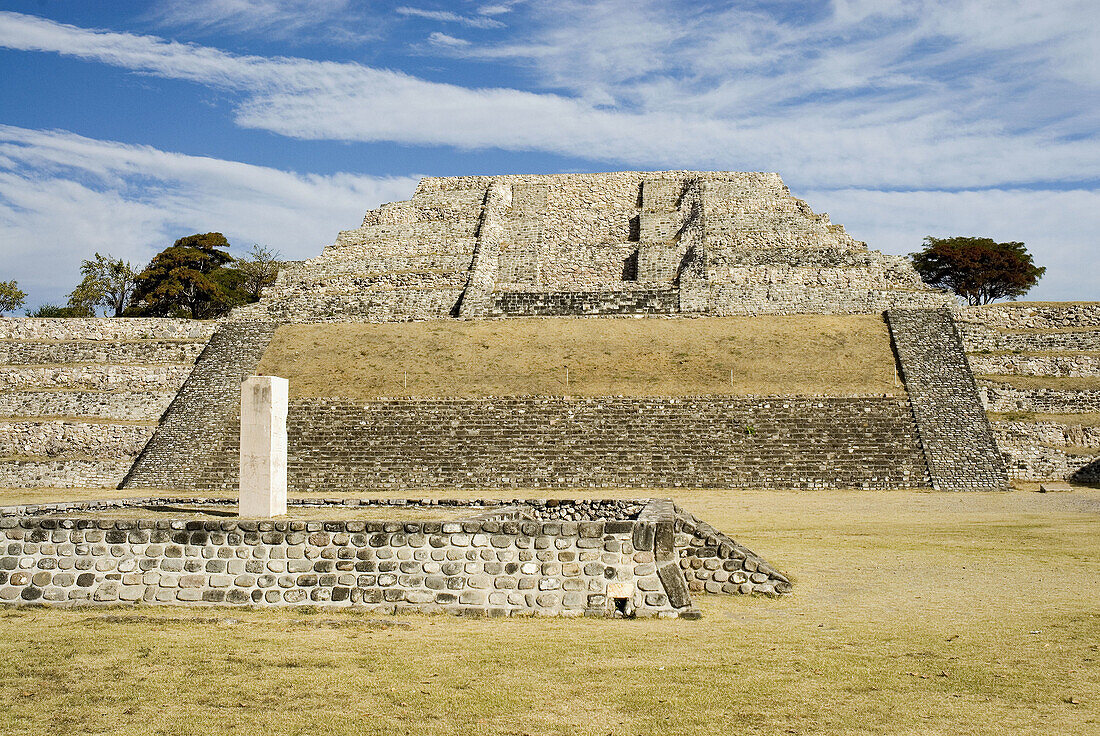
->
[238, 375, 288, 517]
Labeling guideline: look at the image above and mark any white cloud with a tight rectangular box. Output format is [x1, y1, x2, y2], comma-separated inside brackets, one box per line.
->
[427, 32, 471, 48]
[148, 0, 369, 41]
[1, 10, 1098, 191]
[0, 11, 1095, 191]
[0, 125, 417, 308]
[804, 187, 1100, 301]
[396, 7, 504, 29]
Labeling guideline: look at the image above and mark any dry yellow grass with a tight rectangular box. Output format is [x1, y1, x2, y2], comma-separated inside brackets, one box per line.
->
[256, 315, 901, 399]
[1, 487, 1098, 735]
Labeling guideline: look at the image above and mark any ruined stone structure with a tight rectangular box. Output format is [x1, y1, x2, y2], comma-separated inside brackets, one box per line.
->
[234, 171, 951, 323]
[12, 169, 1086, 614]
[0, 319, 215, 489]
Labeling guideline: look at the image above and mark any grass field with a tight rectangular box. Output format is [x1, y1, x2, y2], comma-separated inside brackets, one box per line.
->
[1, 487, 1097, 735]
[256, 316, 900, 398]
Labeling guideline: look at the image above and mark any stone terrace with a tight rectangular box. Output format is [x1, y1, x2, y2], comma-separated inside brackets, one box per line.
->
[0, 319, 215, 490]
[956, 303, 1100, 482]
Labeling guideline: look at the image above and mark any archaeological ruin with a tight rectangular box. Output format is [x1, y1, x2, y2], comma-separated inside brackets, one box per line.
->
[2, 170, 1097, 615]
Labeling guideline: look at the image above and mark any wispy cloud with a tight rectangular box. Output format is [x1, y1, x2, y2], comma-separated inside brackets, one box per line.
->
[396, 6, 504, 29]
[427, 32, 471, 49]
[2, 10, 1099, 190]
[148, 0, 370, 42]
[0, 125, 416, 308]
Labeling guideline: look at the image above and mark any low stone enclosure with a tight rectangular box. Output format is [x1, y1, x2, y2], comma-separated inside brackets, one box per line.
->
[0, 497, 790, 617]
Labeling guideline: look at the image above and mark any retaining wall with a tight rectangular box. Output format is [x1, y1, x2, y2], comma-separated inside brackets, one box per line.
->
[955, 304, 1100, 330]
[980, 385, 1100, 414]
[958, 324, 1100, 352]
[0, 319, 216, 341]
[0, 497, 791, 616]
[968, 354, 1100, 377]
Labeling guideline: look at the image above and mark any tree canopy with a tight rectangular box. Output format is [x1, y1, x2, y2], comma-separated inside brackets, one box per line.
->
[910, 236, 1045, 305]
[129, 233, 236, 318]
[68, 253, 137, 317]
[0, 280, 26, 316]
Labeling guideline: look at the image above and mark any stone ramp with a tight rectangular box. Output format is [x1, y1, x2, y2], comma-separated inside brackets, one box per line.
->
[886, 308, 1009, 490]
[121, 321, 277, 490]
[672, 504, 792, 597]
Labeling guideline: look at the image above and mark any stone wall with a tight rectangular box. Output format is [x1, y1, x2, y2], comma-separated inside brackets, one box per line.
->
[980, 385, 1100, 414]
[487, 288, 679, 317]
[992, 423, 1100, 482]
[968, 354, 1100, 377]
[0, 497, 789, 616]
[955, 303, 1100, 330]
[957, 323, 1100, 352]
[0, 319, 216, 341]
[177, 396, 929, 493]
[0, 319, 214, 489]
[886, 309, 1009, 490]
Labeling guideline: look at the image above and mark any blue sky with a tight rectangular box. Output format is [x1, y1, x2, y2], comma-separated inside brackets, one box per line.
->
[1, 0, 1098, 309]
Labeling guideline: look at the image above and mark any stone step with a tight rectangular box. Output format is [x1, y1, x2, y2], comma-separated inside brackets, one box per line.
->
[0, 390, 175, 422]
[0, 364, 194, 392]
[0, 420, 154, 460]
[0, 340, 205, 365]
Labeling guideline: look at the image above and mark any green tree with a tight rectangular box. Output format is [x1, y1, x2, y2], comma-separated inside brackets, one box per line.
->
[0, 280, 27, 316]
[910, 236, 1046, 305]
[235, 244, 282, 301]
[129, 233, 236, 318]
[67, 253, 137, 317]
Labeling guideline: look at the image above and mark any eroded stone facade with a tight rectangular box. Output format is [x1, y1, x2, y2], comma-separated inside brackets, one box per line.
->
[234, 171, 950, 322]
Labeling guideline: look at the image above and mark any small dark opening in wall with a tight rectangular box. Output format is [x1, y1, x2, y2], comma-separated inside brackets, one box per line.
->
[628, 215, 641, 242]
[622, 250, 639, 281]
[612, 596, 634, 618]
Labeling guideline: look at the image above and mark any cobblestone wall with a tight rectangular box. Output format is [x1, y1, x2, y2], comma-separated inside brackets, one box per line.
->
[176, 396, 929, 492]
[0, 497, 789, 616]
[886, 309, 1009, 490]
